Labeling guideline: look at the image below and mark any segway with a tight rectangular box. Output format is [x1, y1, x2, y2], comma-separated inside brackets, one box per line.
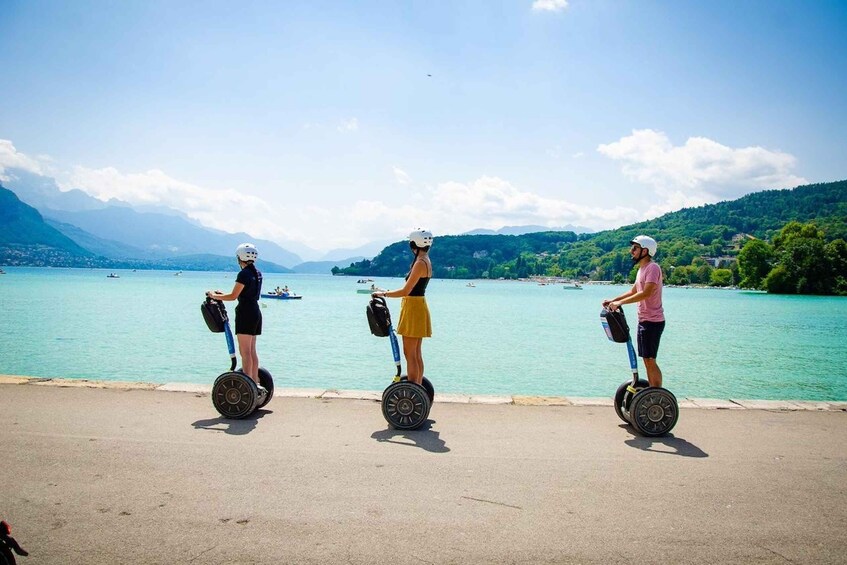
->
[367, 296, 433, 429]
[202, 295, 273, 419]
[600, 306, 678, 436]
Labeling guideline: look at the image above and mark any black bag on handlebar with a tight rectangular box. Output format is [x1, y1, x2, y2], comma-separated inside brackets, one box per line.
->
[601, 307, 630, 343]
[202, 297, 229, 333]
[366, 297, 392, 337]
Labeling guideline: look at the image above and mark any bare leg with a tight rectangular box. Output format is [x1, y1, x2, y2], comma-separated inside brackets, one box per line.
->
[402, 336, 424, 385]
[237, 334, 259, 384]
[643, 357, 662, 388]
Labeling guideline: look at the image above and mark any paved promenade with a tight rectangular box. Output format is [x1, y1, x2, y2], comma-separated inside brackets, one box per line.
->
[1, 377, 846, 564]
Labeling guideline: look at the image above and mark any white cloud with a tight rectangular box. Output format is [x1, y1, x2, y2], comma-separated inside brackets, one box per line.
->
[0, 139, 44, 180]
[56, 165, 299, 243]
[425, 176, 638, 234]
[55, 163, 640, 251]
[597, 129, 807, 202]
[337, 118, 359, 132]
[532, 0, 568, 13]
[393, 166, 411, 185]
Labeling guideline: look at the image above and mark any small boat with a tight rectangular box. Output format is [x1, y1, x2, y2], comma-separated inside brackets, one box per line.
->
[357, 287, 386, 294]
[466, 282, 476, 287]
[0, 268, 6, 275]
[261, 292, 302, 300]
[357, 278, 375, 284]
[562, 282, 583, 290]
[107, 273, 120, 278]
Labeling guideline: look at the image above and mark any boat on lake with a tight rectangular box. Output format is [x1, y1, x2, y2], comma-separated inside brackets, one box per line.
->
[107, 273, 120, 278]
[562, 281, 583, 290]
[262, 292, 302, 300]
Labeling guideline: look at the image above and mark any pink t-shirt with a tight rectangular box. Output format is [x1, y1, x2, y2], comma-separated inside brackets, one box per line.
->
[636, 261, 664, 322]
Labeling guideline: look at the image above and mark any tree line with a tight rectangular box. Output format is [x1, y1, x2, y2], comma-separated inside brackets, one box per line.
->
[334, 180, 847, 295]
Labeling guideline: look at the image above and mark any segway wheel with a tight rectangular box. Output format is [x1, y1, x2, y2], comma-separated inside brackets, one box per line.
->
[212, 372, 259, 419]
[257, 367, 274, 408]
[399, 375, 435, 404]
[613, 379, 649, 423]
[382, 381, 431, 430]
[629, 387, 679, 437]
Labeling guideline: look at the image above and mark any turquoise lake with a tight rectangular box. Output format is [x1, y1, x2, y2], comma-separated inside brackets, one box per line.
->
[1, 267, 845, 401]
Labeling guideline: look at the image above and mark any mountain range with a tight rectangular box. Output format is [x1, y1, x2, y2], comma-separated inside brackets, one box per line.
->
[0, 167, 600, 272]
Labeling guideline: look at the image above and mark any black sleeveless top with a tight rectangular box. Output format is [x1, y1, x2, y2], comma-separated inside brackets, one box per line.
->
[406, 260, 431, 297]
[236, 264, 263, 305]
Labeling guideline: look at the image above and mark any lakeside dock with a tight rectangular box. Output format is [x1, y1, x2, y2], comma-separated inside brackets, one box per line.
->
[2, 378, 846, 564]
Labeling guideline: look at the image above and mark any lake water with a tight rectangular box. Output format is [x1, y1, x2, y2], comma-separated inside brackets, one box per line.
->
[1, 267, 845, 401]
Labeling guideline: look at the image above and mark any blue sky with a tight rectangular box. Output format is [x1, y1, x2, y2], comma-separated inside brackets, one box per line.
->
[1, 0, 846, 255]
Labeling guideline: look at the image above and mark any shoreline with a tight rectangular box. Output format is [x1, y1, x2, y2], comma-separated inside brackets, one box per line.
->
[2, 374, 844, 411]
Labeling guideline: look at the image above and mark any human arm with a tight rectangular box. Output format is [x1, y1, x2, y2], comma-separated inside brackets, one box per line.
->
[602, 284, 637, 309]
[605, 282, 658, 311]
[207, 282, 245, 302]
[374, 260, 428, 299]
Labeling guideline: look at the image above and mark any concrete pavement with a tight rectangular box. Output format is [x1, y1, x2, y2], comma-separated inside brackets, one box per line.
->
[1, 380, 846, 564]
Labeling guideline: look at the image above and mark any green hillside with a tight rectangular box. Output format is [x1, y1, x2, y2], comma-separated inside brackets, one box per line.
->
[336, 180, 847, 293]
[0, 186, 98, 266]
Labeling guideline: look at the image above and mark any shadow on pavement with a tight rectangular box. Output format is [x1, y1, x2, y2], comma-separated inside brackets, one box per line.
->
[191, 409, 272, 435]
[371, 420, 450, 453]
[622, 426, 708, 458]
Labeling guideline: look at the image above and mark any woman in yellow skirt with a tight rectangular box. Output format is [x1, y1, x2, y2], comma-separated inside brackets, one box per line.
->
[372, 228, 433, 386]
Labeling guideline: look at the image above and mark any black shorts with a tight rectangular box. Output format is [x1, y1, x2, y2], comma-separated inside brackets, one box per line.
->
[234, 305, 262, 336]
[636, 321, 665, 359]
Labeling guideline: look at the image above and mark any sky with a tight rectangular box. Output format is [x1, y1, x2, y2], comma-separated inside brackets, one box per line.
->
[1, 0, 846, 257]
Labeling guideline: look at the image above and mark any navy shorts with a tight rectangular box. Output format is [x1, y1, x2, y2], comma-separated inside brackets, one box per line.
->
[235, 305, 262, 336]
[636, 321, 665, 359]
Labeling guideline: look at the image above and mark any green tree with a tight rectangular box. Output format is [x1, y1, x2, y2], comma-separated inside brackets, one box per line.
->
[737, 239, 773, 289]
[710, 268, 733, 287]
[766, 222, 831, 294]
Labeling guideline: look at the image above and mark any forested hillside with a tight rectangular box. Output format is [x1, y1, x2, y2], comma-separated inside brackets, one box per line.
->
[336, 180, 847, 294]
[0, 186, 99, 267]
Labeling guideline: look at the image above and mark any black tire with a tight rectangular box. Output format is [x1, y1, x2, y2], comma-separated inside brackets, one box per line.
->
[382, 381, 431, 430]
[629, 387, 679, 437]
[614, 379, 649, 423]
[257, 367, 274, 408]
[212, 371, 259, 419]
[399, 375, 435, 404]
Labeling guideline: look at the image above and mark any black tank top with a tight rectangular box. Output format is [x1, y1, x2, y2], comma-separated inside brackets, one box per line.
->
[406, 260, 430, 297]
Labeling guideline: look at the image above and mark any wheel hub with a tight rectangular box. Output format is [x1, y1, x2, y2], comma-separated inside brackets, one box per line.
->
[646, 403, 665, 422]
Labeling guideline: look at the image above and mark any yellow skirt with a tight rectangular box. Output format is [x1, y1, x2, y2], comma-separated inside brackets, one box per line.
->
[397, 296, 432, 338]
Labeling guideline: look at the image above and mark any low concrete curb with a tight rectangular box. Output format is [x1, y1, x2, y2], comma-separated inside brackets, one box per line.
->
[1, 374, 844, 411]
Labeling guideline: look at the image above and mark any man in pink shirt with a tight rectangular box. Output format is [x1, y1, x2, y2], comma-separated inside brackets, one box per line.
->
[602, 235, 665, 387]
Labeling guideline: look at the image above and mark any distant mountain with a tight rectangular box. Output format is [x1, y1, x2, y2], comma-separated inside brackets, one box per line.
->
[319, 239, 395, 262]
[150, 254, 291, 273]
[292, 257, 365, 274]
[463, 224, 594, 236]
[0, 186, 98, 266]
[44, 206, 304, 267]
[46, 218, 154, 259]
[3, 168, 303, 267]
[0, 183, 292, 272]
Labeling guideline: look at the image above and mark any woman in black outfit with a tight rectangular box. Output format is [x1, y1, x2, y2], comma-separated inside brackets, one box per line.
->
[207, 243, 263, 386]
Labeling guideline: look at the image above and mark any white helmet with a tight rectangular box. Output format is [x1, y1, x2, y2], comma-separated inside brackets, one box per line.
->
[236, 243, 259, 262]
[630, 235, 657, 257]
[409, 228, 434, 248]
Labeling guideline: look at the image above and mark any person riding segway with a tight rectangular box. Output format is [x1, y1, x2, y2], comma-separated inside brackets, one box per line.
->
[601, 235, 678, 436]
[203, 243, 274, 419]
[368, 228, 436, 430]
